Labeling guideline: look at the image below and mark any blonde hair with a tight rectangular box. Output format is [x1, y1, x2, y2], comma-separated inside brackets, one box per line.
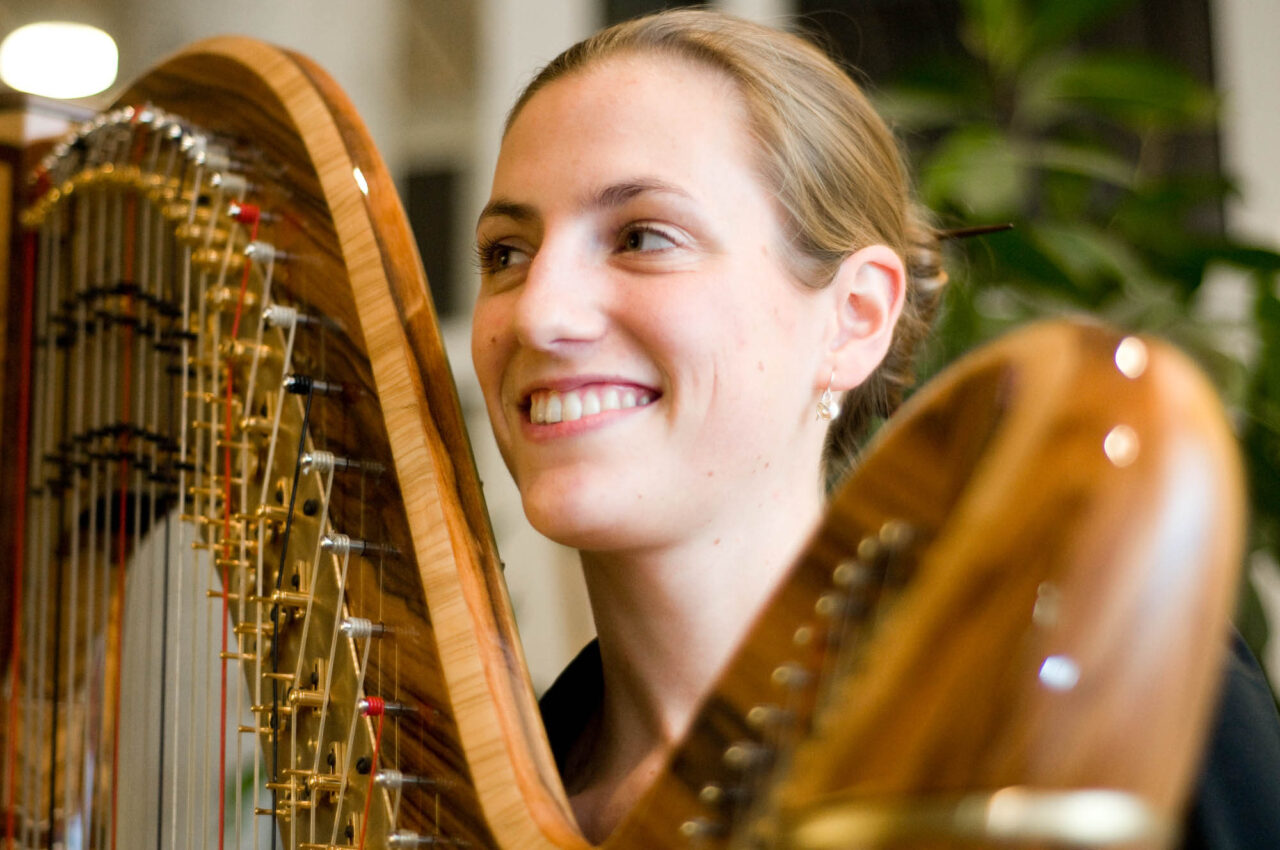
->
[508, 9, 948, 487]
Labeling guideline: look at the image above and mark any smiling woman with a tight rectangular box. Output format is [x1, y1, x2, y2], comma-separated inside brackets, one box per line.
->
[469, 16, 930, 835]
[470, 7, 1280, 848]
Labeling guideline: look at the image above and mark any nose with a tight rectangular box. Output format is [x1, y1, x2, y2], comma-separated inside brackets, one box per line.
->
[512, 241, 607, 352]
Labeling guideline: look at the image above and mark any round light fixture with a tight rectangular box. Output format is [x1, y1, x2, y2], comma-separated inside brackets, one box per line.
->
[0, 21, 118, 99]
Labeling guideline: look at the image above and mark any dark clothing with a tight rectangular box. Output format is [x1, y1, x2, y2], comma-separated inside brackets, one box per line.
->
[541, 634, 1280, 848]
[1183, 633, 1280, 849]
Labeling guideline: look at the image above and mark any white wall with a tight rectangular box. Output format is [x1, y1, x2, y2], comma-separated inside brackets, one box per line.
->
[1213, 0, 1280, 248]
[1212, 0, 1280, 684]
[116, 0, 408, 175]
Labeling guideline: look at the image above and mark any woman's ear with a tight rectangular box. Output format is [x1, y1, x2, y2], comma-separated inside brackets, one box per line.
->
[823, 244, 906, 391]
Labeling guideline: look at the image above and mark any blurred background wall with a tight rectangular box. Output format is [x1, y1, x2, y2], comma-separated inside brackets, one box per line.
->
[5, 0, 1276, 693]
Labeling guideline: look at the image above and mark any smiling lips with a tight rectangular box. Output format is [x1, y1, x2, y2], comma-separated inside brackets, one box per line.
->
[528, 385, 656, 424]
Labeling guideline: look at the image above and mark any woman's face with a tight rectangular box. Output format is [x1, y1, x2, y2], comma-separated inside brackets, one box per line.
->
[472, 55, 835, 552]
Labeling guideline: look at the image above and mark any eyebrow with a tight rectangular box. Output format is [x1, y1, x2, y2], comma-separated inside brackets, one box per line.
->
[476, 177, 694, 230]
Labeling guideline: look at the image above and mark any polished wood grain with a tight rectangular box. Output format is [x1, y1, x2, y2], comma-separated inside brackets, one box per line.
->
[613, 321, 1244, 849]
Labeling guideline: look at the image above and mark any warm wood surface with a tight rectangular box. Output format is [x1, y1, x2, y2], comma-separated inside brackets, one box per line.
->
[112, 35, 580, 850]
[611, 321, 1243, 849]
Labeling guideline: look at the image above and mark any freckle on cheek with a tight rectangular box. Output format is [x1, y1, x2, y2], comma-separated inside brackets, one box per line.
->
[757, 361, 764, 372]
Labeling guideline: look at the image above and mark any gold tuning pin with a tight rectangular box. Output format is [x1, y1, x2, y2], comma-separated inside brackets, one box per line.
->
[192, 246, 247, 273]
[268, 589, 310, 609]
[219, 651, 256, 662]
[288, 689, 325, 710]
[174, 221, 228, 247]
[307, 773, 343, 794]
[207, 285, 258, 311]
[251, 702, 292, 717]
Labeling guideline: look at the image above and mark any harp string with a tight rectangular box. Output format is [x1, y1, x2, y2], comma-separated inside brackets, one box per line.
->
[94, 139, 119, 849]
[271, 384, 315, 849]
[13, 103, 410, 850]
[148, 119, 181, 850]
[62, 150, 90, 849]
[255, 298, 298, 850]
[199, 170, 229, 850]
[234, 221, 276, 850]
[34, 197, 62, 848]
[296, 464, 336, 846]
[171, 154, 204, 850]
[327, 629, 373, 850]
[107, 119, 146, 850]
[219, 194, 259, 850]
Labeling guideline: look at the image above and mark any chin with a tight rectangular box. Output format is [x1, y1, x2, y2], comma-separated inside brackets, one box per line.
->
[517, 476, 651, 552]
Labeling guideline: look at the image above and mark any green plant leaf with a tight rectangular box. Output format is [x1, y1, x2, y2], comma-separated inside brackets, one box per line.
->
[961, 0, 1031, 76]
[1029, 221, 1149, 296]
[968, 225, 1077, 293]
[1026, 0, 1137, 53]
[1028, 140, 1135, 186]
[921, 126, 1027, 218]
[874, 86, 982, 131]
[1019, 53, 1217, 129]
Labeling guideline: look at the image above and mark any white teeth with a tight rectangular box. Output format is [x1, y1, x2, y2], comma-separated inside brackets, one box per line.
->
[529, 386, 655, 424]
[562, 392, 583, 422]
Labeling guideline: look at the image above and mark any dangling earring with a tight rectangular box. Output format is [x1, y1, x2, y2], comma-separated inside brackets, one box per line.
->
[816, 369, 840, 421]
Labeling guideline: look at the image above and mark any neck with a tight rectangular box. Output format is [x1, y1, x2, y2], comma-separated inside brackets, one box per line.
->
[578, 480, 824, 774]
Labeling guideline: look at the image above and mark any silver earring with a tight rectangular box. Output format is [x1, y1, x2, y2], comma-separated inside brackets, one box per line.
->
[817, 370, 840, 421]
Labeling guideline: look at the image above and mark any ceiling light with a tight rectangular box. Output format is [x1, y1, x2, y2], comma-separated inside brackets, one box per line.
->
[0, 21, 118, 99]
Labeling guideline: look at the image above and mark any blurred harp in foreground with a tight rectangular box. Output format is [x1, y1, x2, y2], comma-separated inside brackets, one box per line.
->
[0, 38, 1243, 850]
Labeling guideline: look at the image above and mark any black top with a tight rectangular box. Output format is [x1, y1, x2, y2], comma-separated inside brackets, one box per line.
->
[540, 633, 1280, 847]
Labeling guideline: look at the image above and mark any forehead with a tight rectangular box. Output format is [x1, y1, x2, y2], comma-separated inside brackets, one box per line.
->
[493, 54, 758, 200]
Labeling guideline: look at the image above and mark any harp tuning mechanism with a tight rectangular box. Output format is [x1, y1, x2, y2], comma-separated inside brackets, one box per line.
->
[679, 818, 727, 841]
[358, 696, 413, 718]
[245, 240, 288, 264]
[376, 769, 445, 790]
[389, 832, 470, 848]
[264, 303, 318, 329]
[321, 533, 397, 559]
[302, 450, 385, 477]
[284, 374, 343, 397]
[340, 617, 388, 640]
[213, 172, 249, 196]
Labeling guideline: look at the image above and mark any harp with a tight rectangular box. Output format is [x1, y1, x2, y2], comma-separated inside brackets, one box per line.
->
[0, 38, 1244, 850]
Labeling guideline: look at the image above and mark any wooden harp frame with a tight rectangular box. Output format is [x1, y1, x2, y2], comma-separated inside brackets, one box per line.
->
[0, 37, 1246, 850]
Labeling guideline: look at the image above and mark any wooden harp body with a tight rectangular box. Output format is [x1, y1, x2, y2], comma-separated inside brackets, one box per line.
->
[0, 39, 1244, 850]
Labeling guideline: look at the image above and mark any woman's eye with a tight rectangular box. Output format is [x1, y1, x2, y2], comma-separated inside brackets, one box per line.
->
[619, 226, 677, 253]
[477, 240, 529, 274]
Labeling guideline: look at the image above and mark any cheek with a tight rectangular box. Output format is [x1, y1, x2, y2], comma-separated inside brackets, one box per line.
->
[470, 299, 511, 410]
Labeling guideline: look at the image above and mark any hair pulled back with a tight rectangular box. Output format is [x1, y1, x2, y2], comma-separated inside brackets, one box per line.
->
[507, 9, 947, 487]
